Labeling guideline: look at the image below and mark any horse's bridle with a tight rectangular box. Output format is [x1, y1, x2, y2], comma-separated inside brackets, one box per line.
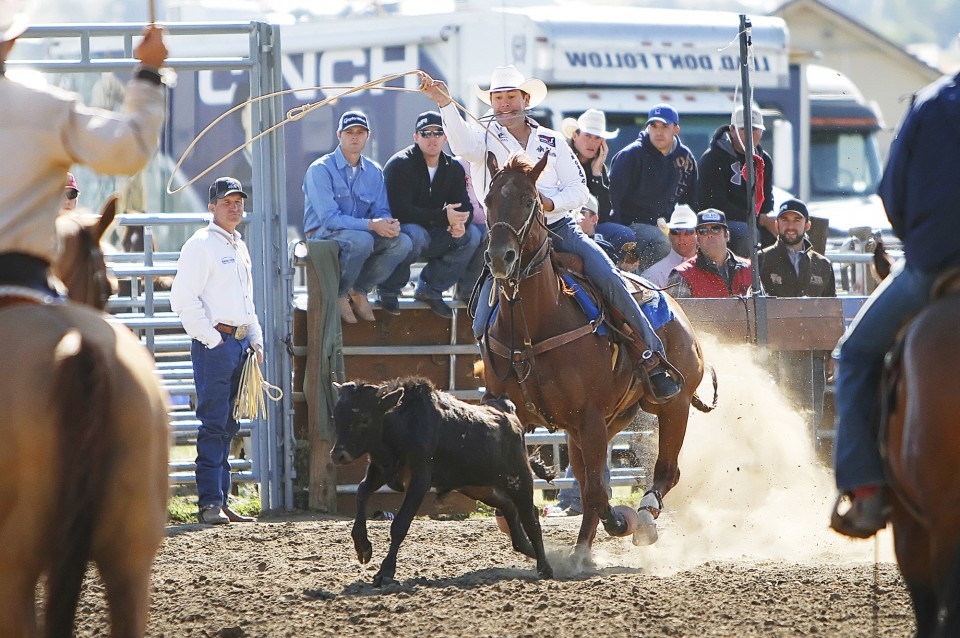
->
[485, 171, 552, 288]
[60, 218, 112, 310]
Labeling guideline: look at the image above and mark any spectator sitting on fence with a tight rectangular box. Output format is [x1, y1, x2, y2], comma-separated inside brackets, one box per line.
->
[667, 209, 751, 298]
[380, 111, 480, 318]
[302, 110, 412, 323]
[608, 103, 699, 272]
[573, 194, 621, 264]
[641, 204, 698, 287]
[454, 155, 487, 306]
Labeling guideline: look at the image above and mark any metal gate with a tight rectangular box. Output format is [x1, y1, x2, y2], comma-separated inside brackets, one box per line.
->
[9, 21, 295, 511]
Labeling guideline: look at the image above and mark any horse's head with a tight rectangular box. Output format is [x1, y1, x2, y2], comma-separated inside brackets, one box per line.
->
[53, 195, 118, 310]
[483, 151, 549, 281]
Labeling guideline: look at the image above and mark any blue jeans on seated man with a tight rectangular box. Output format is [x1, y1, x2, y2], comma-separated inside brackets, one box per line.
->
[834, 260, 937, 492]
[319, 228, 412, 297]
[192, 334, 248, 509]
[380, 223, 482, 298]
[457, 223, 488, 303]
[472, 216, 666, 359]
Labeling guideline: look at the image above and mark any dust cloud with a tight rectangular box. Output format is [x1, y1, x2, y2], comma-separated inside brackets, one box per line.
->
[595, 335, 895, 575]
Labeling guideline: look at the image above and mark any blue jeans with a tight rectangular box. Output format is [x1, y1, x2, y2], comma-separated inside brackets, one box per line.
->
[192, 334, 248, 508]
[833, 261, 936, 490]
[319, 228, 412, 297]
[595, 222, 635, 257]
[473, 216, 666, 356]
[457, 223, 488, 301]
[727, 221, 753, 258]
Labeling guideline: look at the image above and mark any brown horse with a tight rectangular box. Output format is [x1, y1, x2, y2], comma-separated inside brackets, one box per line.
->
[881, 272, 960, 637]
[0, 198, 169, 637]
[480, 152, 716, 559]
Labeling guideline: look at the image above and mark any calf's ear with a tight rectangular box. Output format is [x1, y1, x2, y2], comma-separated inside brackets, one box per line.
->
[381, 387, 404, 412]
[332, 381, 353, 397]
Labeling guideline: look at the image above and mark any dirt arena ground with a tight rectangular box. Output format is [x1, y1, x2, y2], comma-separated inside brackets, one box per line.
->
[71, 341, 917, 637]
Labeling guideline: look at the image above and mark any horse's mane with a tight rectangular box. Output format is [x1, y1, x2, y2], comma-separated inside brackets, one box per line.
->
[503, 152, 536, 175]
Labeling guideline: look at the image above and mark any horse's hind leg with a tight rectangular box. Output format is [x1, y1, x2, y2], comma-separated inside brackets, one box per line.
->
[96, 553, 155, 638]
[892, 509, 938, 637]
[0, 571, 40, 638]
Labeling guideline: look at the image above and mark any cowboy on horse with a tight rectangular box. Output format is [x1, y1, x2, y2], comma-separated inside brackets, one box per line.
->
[831, 68, 960, 539]
[419, 65, 683, 404]
[0, 2, 167, 301]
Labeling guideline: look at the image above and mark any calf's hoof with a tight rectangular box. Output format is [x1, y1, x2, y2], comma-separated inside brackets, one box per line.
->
[355, 542, 373, 564]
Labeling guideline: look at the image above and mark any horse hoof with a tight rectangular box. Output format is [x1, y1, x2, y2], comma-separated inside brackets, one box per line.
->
[495, 513, 510, 535]
[632, 509, 659, 546]
[608, 505, 639, 538]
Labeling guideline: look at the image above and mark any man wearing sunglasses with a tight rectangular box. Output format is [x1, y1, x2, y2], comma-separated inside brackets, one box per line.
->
[667, 209, 751, 298]
[641, 204, 699, 287]
[381, 111, 479, 318]
[62, 172, 80, 211]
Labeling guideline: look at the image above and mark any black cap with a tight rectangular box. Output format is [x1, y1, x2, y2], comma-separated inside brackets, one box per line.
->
[696, 208, 727, 227]
[777, 198, 809, 219]
[338, 110, 370, 133]
[209, 177, 248, 203]
[415, 110, 443, 132]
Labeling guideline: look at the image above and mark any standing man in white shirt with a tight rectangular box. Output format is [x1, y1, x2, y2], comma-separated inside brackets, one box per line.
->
[419, 65, 682, 403]
[171, 177, 264, 525]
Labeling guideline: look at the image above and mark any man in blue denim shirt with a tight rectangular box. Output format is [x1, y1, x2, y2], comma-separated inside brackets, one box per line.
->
[303, 111, 412, 323]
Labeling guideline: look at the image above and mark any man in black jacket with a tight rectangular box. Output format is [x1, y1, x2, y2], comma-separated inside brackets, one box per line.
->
[698, 104, 777, 257]
[758, 199, 835, 297]
[759, 197, 835, 462]
[609, 103, 698, 272]
[381, 111, 480, 318]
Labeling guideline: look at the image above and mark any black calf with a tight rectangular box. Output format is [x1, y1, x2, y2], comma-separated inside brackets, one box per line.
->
[331, 377, 553, 586]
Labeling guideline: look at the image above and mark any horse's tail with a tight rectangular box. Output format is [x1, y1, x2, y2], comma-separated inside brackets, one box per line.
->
[45, 330, 114, 638]
[527, 448, 557, 482]
[691, 362, 719, 413]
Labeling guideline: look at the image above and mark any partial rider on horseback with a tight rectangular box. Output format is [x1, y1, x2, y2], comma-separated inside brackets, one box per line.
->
[831, 68, 960, 538]
[419, 65, 682, 403]
[0, 5, 167, 300]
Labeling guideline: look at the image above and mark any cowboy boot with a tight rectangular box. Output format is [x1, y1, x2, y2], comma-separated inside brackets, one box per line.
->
[634, 348, 682, 404]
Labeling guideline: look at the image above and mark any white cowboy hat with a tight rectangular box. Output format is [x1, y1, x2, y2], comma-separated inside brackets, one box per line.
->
[656, 204, 698, 235]
[0, 0, 29, 43]
[561, 109, 619, 140]
[474, 65, 547, 108]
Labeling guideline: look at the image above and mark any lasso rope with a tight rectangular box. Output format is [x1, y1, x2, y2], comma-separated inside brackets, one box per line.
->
[166, 69, 511, 195]
[233, 350, 283, 421]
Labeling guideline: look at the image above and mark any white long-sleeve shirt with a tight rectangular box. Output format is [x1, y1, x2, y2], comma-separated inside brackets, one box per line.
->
[0, 74, 164, 261]
[170, 222, 263, 350]
[439, 103, 588, 225]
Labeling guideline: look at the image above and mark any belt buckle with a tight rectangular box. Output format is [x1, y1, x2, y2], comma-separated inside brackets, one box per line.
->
[235, 325, 248, 340]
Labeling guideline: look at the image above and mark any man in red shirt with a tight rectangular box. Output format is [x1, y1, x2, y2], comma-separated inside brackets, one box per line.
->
[667, 209, 751, 298]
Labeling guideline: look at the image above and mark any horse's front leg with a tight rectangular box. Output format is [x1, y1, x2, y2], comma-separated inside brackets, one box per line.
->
[352, 465, 386, 564]
[634, 398, 689, 545]
[570, 416, 620, 547]
[373, 469, 431, 588]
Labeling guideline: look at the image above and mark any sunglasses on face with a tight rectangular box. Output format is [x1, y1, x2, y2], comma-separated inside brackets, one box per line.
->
[65, 189, 79, 200]
[418, 130, 445, 138]
[669, 229, 695, 236]
[696, 225, 726, 236]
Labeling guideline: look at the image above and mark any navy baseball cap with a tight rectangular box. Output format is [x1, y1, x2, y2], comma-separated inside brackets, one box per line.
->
[777, 198, 809, 220]
[338, 110, 370, 133]
[209, 177, 247, 203]
[415, 110, 443, 132]
[696, 208, 728, 227]
[647, 103, 679, 126]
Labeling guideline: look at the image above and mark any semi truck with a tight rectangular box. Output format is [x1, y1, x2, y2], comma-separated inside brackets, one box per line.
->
[160, 0, 889, 249]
